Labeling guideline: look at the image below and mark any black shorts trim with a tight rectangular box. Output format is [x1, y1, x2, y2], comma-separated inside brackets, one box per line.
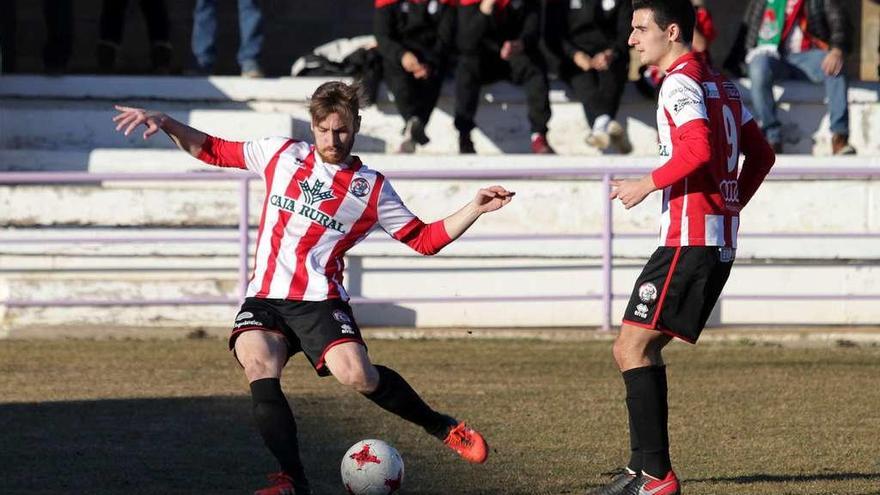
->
[315, 337, 367, 373]
[622, 246, 734, 343]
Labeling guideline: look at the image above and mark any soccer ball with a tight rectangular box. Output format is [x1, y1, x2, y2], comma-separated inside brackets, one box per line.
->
[340, 439, 405, 495]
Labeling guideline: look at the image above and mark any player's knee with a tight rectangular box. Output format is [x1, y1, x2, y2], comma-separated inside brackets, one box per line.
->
[240, 356, 281, 382]
[335, 364, 379, 393]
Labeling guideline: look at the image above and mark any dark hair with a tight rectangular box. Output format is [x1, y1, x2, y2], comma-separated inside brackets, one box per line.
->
[308, 81, 362, 125]
[632, 0, 696, 44]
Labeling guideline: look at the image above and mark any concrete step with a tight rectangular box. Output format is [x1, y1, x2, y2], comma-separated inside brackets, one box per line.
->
[3, 75, 879, 155]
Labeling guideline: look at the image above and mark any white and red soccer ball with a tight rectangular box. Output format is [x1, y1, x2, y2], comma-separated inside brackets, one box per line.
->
[340, 439, 405, 495]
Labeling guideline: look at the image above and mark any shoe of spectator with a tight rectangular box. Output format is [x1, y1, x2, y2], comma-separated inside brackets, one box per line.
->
[586, 130, 610, 150]
[831, 133, 856, 155]
[459, 133, 476, 154]
[151, 42, 173, 75]
[608, 120, 633, 154]
[531, 133, 555, 154]
[241, 59, 265, 78]
[399, 117, 429, 154]
[96, 41, 117, 73]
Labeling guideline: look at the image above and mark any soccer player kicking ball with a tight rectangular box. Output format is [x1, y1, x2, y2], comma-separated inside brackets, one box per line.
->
[113, 81, 508, 495]
[592, 1, 776, 494]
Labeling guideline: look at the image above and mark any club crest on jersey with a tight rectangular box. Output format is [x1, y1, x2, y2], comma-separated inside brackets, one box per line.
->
[299, 178, 335, 206]
[638, 282, 658, 304]
[349, 177, 371, 198]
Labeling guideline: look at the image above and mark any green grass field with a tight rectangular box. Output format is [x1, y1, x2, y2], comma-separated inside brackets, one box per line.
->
[1, 336, 878, 495]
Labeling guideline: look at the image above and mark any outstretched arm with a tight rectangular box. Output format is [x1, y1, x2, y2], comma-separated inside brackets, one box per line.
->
[112, 105, 207, 158]
[383, 184, 515, 256]
[443, 185, 514, 240]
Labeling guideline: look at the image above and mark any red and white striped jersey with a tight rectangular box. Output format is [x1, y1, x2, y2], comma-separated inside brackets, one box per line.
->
[198, 136, 450, 301]
[654, 51, 754, 248]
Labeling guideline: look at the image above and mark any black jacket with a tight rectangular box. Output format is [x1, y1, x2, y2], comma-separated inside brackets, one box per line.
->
[374, 0, 457, 69]
[456, 0, 541, 55]
[546, 0, 632, 61]
[741, 0, 852, 53]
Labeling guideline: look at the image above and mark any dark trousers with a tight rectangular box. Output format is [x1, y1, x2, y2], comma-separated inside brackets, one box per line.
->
[454, 50, 551, 134]
[561, 57, 628, 128]
[383, 58, 444, 125]
[0, 0, 16, 72]
[99, 0, 170, 45]
[43, 0, 73, 71]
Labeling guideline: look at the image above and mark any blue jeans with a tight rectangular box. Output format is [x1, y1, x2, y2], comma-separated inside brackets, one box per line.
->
[747, 49, 849, 144]
[191, 0, 263, 71]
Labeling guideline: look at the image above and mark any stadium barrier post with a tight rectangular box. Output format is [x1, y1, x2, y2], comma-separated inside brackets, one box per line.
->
[601, 173, 613, 331]
[238, 177, 251, 301]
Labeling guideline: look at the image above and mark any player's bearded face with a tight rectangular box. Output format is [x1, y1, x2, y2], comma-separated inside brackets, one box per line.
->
[312, 113, 359, 164]
[629, 9, 670, 67]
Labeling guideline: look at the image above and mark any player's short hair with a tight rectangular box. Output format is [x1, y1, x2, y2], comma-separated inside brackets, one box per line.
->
[309, 81, 362, 125]
[632, 0, 696, 45]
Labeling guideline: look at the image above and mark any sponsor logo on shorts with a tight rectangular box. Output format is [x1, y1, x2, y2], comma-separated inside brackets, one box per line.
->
[235, 311, 254, 321]
[234, 319, 264, 329]
[638, 283, 658, 303]
[340, 324, 355, 335]
[634, 303, 649, 319]
[332, 309, 352, 324]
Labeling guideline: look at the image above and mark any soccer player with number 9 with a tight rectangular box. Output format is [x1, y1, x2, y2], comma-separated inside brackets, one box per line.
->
[597, 1, 777, 494]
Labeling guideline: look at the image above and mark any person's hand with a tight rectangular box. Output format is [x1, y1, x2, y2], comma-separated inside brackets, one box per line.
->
[112, 105, 167, 140]
[821, 48, 844, 77]
[609, 176, 656, 209]
[573, 51, 592, 71]
[402, 51, 430, 79]
[479, 0, 496, 15]
[500, 40, 524, 60]
[472, 185, 515, 213]
[592, 49, 614, 71]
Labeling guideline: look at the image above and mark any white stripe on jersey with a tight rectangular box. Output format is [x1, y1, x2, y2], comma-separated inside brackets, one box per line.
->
[680, 177, 689, 246]
[704, 215, 725, 246]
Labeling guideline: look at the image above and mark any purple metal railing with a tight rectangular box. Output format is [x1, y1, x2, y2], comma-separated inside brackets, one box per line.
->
[2, 167, 879, 330]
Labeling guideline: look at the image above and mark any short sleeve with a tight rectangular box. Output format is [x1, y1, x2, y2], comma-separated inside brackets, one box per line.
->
[242, 137, 293, 175]
[660, 73, 708, 127]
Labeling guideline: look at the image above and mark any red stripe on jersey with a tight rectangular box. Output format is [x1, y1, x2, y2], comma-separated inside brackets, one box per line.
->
[250, 139, 296, 285]
[325, 174, 385, 298]
[197, 136, 246, 168]
[287, 167, 358, 299]
[650, 247, 682, 328]
[256, 148, 316, 297]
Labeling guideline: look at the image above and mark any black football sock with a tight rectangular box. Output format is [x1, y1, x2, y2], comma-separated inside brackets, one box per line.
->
[363, 365, 456, 440]
[627, 412, 642, 473]
[623, 366, 671, 479]
[250, 378, 310, 493]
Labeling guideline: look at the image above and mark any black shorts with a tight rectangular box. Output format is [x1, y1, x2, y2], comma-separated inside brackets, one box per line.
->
[230, 297, 366, 377]
[622, 246, 735, 343]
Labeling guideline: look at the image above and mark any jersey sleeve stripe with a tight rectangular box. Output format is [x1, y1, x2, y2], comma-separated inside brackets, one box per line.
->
[197, 136, 246, 169]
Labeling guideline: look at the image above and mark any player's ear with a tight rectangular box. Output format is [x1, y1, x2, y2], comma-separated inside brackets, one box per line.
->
[668, 23, 681, 43]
